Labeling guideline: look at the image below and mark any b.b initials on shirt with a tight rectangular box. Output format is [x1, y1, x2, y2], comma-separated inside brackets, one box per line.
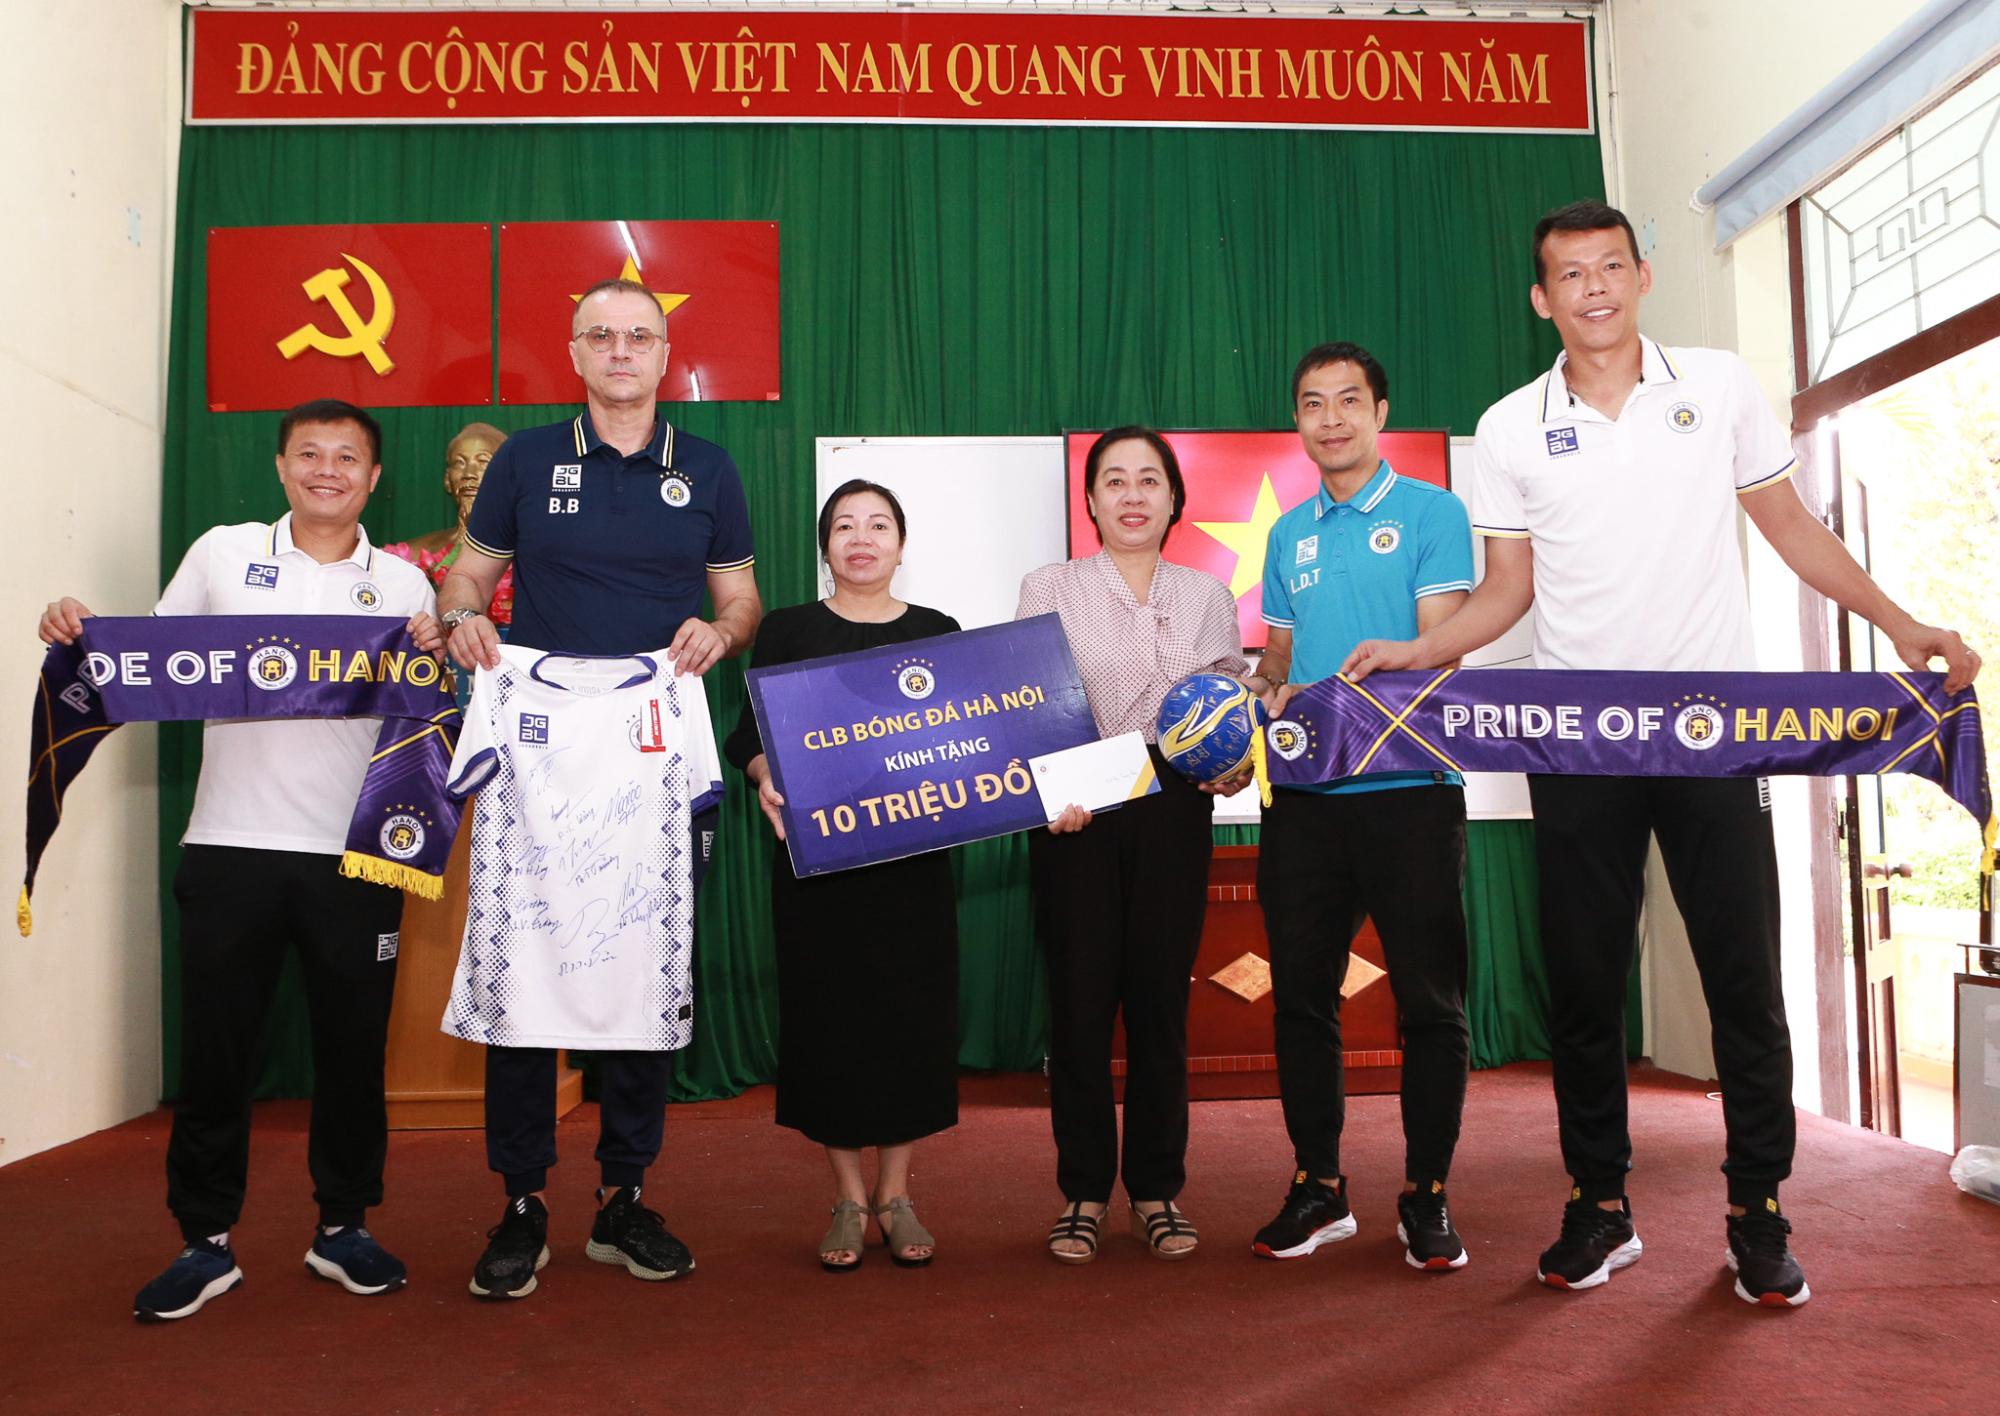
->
[550, 464, 582, 513]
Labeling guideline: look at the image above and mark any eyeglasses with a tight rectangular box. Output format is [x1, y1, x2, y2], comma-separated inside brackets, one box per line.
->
[574, 325, 664, 354]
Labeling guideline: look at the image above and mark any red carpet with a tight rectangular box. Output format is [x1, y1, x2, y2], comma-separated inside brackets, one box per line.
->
[6, 1063, 1997, 1415]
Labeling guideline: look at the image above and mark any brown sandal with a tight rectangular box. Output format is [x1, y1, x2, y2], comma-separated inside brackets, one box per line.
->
[819, 1199, 867, 1273]
[1130, 1202, 1200, 1260]
[874, 1196, 936, 1268]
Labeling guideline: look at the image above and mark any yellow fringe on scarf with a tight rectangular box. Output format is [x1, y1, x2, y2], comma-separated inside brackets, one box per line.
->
[18, 885, 32, 937]
[340, 850, 445, 901]
[1252, 719, 1272, 809]
[1983, 812, 1998, 877]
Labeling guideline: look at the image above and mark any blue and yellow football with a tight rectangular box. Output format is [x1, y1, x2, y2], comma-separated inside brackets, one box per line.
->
[1155, 673, 1267, 784]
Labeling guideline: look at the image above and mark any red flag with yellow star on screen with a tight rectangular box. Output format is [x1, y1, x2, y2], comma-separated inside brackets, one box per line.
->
[496, 220, 780, 405]
[1064, 429, 1450, 650]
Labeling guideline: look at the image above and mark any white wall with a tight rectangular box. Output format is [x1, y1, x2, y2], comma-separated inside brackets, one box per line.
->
[1604, 0, 1930, 1103]
[0, 0, 183, 1165]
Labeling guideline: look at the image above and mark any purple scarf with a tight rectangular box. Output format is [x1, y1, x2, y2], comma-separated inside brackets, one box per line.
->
[1259, 668, 1994, 870]
[22, 616, 462, 933]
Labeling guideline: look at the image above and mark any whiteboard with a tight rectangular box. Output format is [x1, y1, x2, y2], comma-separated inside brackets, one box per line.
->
[814, 437, 1067, 631]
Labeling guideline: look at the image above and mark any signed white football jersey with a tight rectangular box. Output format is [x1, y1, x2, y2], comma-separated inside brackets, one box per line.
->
[441, 644, 723, 1050]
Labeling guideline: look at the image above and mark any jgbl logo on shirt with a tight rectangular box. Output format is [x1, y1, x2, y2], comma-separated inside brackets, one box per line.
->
[244, 563, 280, 589]
[519, 712, 550, 745]
[1295, 535, 1318, 567]
[1545, 427, 1580, 458]
[553, 465, 582, 489]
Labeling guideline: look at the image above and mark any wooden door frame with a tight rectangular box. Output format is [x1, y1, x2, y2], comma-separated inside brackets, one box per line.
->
[1786, 199, 2000, 1126]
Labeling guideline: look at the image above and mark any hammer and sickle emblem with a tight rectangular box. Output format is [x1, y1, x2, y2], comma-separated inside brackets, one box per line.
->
[276, 253, 396, 375]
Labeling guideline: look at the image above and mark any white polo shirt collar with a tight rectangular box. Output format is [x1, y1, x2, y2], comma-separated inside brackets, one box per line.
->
[268, 511, 376, 571]
[1538, 336, 1684, 424]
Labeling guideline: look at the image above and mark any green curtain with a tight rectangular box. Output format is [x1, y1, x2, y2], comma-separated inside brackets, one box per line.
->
[160, 120, 1602, 1100]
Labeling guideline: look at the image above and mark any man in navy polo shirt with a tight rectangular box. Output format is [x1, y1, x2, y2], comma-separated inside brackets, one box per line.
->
[1244, 342, 1478, 1273]
[436, 278, 761, 1300]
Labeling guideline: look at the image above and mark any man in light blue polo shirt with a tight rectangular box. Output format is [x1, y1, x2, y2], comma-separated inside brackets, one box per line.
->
[1243, 342, 1477, 1273]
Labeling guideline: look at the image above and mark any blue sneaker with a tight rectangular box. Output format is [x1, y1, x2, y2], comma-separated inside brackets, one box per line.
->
[134, 1238, 242, 1322]
[304, 1227, 407, 1295]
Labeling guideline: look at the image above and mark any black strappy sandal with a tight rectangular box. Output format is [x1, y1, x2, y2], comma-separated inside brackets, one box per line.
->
[1047, 1202, 1103, 1266]
[1130, 1202, 1200, 1261]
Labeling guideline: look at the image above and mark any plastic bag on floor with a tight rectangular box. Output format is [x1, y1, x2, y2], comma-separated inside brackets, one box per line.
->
[1949, 1146, 2000, 1205]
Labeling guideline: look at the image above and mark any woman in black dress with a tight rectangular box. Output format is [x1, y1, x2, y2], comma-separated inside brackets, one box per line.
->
[724, 479, 960, 1272]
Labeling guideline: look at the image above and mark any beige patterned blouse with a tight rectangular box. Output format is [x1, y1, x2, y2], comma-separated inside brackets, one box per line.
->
[1016, 551, 1249, 742]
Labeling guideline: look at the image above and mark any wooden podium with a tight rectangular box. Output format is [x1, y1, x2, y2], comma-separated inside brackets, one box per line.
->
[384, 798, 584, 1129]
[1113, 845, 1403, 1101]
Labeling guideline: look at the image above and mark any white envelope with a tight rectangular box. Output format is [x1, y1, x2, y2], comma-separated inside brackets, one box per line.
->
[1030, 731, 1162, 822]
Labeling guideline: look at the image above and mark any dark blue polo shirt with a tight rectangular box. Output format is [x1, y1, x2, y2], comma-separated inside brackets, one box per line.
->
[464, 410, 755, 656]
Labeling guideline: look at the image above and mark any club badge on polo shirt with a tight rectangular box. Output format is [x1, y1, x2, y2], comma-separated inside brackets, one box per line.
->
[1367, 522, 1402, 554]
[349, 581, 384, 612]
[244, 562, 280, 590]
[660, 474, 692, 508]
[1545, 427, 1581, 458]
[1666, 401, 1703, 433]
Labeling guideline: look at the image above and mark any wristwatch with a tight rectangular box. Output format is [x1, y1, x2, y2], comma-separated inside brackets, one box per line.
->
[441, 608, 485, 633]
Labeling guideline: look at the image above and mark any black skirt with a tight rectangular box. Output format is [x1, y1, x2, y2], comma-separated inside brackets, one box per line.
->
[769, 847, 960, 1148]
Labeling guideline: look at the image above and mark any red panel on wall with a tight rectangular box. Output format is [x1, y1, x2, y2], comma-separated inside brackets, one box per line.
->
[1065, 428, 1450, 651]
[205, 223, 493, 413]
[496, 221, 780, 404]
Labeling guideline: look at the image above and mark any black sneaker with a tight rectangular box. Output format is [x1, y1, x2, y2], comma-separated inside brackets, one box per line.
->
[1537, 1194, 1642, 1290]
[585, 1187, 694, 1281]
[134, 1238, 242, 1322]
[1396, 1182, 1468, 1272]
[304, 1226, 407, 1295]
[1726, 1206, 1810, 1307]
[470, 1195, 550, 1300]
[1252, 1171, 1357, 1259]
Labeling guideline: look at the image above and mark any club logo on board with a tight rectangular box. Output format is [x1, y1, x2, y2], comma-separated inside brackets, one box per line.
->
[896, 661, 937, 701]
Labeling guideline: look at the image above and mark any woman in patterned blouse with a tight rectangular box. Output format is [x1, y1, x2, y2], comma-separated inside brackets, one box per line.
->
[1017, 426, 1254, 1264]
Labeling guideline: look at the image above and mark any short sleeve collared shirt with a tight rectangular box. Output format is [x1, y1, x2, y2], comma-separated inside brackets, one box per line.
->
[1469, 338, 1795, 672]
[1260, 461, 1473, 795]
[1016, 552, 1249, 742]
[464, 409, 755, 656]
[154, 514, 436, 855]
[1260, 461, 1474, 683]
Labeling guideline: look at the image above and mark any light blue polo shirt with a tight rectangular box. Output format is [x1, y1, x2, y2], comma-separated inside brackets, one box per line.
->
[1260, 460, 1474, 795]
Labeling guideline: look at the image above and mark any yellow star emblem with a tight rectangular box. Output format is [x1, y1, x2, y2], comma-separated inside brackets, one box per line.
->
[1196, 474, 1285, 599]
[573, 255, 690, 321]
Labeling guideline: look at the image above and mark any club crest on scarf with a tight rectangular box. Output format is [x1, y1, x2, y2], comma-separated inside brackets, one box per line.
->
[20, 616, 465, 934]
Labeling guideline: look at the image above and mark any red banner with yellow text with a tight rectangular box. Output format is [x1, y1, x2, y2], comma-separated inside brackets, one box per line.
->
[188, 9, 1591, 134]
[206, 223, 493, 413]
[1066, 430, 1451, 651]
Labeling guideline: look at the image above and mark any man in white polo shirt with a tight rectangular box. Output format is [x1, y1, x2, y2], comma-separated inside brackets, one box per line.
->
[1341, 201, 1980, 1308]
[40, 399, 438, 1322]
